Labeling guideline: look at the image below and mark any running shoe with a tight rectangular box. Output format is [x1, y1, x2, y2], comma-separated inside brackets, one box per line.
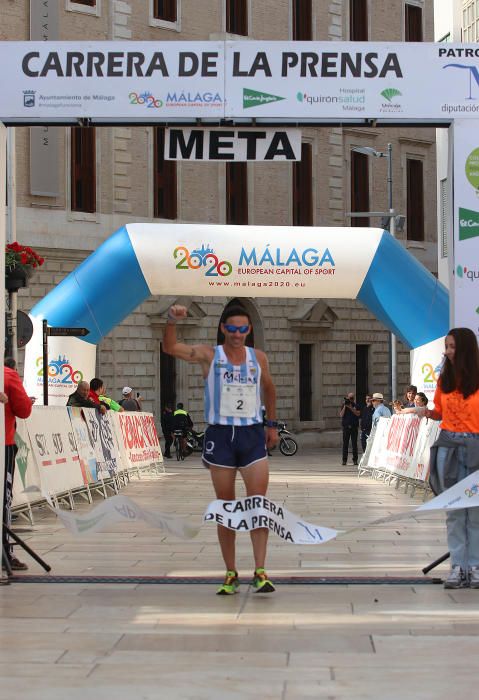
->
[216, 570, 240, 595]
[251, 567, 275, 593]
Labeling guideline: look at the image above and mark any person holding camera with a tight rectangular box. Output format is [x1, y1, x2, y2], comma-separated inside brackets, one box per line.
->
[340, 392, 360, 466]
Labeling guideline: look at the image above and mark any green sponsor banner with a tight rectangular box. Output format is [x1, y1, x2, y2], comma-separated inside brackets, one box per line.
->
[459, 206, 479, 241]
[243, 88, 285, 109]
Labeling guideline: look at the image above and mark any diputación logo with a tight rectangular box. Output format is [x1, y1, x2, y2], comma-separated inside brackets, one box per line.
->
[173, 244, 233, 276]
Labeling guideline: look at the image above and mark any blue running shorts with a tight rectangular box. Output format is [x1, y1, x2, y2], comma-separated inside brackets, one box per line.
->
[202, 423, 267, 469]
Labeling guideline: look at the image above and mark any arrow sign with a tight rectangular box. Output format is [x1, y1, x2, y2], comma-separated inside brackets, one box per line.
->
[47, 327, 90, 337]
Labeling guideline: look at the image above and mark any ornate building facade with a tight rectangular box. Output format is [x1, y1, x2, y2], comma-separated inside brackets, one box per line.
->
[3, 0, 437, 441]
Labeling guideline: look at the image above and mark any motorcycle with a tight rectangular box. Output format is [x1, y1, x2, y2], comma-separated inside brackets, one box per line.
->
[186, 429, 204, 453]
[269, 422, 298, 456]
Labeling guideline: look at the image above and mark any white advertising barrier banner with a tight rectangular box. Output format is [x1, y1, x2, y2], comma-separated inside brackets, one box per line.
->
[410, 337, 445, 404]
[26, 405, 83, 496]
[11, 419, 42, 508]
[363, 417, 391, 471]
[409, 419, 441, 483]
[165, 127, 302, 161]
[364, 414, 440, 482]
[2, 41, 479, 121]
[82, 408, 123, 479]
[23, 317, 97, 406]
[225, 42, 479, 120]
[128, 223, 383, 300]
[452, 119, 479, 336]
[111, 411, 163, 471]
[0, 41, 225, 119]
[67, 407, 99, 484]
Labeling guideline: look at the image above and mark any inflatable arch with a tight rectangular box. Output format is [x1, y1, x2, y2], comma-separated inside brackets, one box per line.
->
[24, 223, 449, 401]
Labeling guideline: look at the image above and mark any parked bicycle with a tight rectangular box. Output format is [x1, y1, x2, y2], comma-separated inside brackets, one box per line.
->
[173, 429, 187, 461]
[277, 422, 298, 456]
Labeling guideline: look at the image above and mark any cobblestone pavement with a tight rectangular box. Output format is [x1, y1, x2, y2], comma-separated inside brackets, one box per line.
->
[1, 449, 478, 699]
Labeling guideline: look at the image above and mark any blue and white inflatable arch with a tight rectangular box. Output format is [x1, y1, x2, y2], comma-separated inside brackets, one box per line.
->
[25, 224, 448, 402]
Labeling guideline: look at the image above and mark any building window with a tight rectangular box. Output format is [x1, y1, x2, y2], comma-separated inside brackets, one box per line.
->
[299, 344, 313, 421]
[154, 128, 177, 220]
[356, 345, 369, 406]
[292, 143, 313, 226]
[226, 163, 248, 224]
[66, 0, 100, 15]
[463, 1, 479, 42]
[440, 178, 448, 258]
[153, 0, 177, 22]
[292, 0, 312, 40]
[351, 151, 369, 227]
[71, 127, 96, 213]
[226, 0, 248, 36]
[407, 158, 425, 241]
[405, 3, 423, 41]
[350, 0, 368, 41]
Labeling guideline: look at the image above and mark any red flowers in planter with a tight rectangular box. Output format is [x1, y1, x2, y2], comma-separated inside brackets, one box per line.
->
[5, 242, 45, 274]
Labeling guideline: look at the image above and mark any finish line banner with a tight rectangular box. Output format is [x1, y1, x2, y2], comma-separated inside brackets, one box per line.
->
[46, 473, 479, 542]
[2, 41, 479, 121]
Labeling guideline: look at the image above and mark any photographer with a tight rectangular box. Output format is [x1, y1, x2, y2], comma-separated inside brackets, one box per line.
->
[339, 392, 360, 466]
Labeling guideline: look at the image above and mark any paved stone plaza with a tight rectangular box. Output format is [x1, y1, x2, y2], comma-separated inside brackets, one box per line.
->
[1, 448, 478, 699]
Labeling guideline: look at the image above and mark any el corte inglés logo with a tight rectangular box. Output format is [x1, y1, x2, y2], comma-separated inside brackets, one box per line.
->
[243, 88, 285, 109]
[459, 207, 479, 241]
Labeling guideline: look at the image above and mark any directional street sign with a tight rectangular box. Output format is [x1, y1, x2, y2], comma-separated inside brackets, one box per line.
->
[47, 327, 90, 337]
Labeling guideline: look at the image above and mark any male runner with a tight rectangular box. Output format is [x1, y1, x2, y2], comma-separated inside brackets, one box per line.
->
[163, 304, 279, 594]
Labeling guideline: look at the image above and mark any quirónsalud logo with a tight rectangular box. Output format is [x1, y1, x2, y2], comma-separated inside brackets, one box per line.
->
[243, 88, 285, 109]
[459, 207, 479, 241]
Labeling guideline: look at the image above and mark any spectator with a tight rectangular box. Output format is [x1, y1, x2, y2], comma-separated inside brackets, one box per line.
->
[394, 392, 428, 416]
[403, 384, 417, 408]
[173, 402, 193, 431]
[339, 392, 360, 466]
[89, 377, 123, 412]
[160, 404, 174, 459]
[427, 328, 479, 589]
[119, 386, 142, 412]
[371, 392, 391, 426]
[3, 363, 33, 570]
[360, 394, 374, 452]
[67, 380, 104, 411]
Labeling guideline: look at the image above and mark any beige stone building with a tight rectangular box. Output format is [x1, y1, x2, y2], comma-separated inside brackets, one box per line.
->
[3, 0, 437, 441]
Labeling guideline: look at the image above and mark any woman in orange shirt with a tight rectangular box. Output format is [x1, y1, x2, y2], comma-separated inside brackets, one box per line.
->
[426, 328, 479, 589]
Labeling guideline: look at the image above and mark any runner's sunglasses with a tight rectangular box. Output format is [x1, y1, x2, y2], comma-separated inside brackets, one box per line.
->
[224, 324, 250, 334]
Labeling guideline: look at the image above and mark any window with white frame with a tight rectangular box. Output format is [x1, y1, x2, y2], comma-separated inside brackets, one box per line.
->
[149, 0, 181, 31]
[66, 0, 100, 16]
[462, 1, 479, 42]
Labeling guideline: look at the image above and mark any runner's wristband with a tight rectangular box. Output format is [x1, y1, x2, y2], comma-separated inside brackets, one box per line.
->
[265, 420, 278, 428]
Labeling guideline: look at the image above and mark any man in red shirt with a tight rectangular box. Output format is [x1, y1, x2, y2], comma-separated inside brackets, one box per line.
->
[2, 365, 33, 570]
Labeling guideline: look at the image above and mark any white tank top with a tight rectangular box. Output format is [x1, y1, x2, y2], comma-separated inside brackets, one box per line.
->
[204, 345, 262, 426]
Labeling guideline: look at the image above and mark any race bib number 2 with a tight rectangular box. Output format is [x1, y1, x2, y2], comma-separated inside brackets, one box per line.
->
[220, 384, 256, 418]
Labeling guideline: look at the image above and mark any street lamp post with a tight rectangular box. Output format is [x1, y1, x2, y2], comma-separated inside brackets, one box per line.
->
[351, 143, 397, 402]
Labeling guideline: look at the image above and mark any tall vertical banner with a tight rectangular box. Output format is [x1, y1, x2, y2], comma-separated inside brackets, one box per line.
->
[452, 119, 479, 337]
